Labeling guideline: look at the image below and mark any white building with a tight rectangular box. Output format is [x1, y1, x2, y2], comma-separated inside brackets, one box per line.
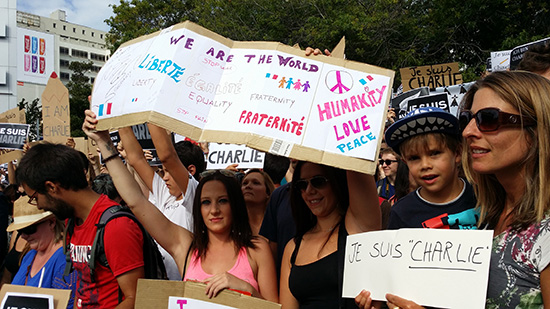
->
[0, 0, 18, 111]
[14, 9, 110, 111]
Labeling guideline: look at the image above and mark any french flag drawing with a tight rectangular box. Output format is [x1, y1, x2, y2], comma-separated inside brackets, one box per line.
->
[98, 103, 112, 116]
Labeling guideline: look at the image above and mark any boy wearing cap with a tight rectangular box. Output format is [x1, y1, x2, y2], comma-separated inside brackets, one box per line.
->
[385, 107, 478, 229]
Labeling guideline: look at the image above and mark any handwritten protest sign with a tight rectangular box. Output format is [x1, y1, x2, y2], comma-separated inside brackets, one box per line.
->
[0, 292, 53, 309]
[391, 87, 430, 119]
[207, 143, 265, 169]
[42, 72, 70, 144]
[0, 107, 26, 124]
[405, 93, 449, 114]
[91, 21, 394, 175]
[0, 124, 30, 150]
[342, 229, 492, 309]
[400, 62, 462, 92]
[509, 37, 550, 70]
[490, 50, 511, 72]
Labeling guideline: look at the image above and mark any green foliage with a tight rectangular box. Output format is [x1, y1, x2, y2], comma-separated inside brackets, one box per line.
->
[67, 60, 93, 137]
[17, 98, 42, 142]
[105, 0, 550, 86]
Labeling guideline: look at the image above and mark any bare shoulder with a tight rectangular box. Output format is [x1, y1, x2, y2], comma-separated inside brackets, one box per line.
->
[250, 237, 271, 257]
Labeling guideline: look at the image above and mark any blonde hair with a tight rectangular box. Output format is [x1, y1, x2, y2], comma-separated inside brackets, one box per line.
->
[461, 71, 550, 229]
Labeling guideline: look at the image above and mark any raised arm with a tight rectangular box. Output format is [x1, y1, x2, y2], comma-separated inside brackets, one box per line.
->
[147, 123, 190, 196]
[82, 110, 193, 274]
[345, 171, 381, 234]
[118, 127, 155, 191]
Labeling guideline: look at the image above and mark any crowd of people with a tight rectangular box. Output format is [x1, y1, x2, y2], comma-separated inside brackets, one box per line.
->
[0, 45, 548, 309]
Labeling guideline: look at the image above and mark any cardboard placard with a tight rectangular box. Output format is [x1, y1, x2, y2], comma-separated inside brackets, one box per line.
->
[0, 107, 26, 124]
[135, 279, 280, 309]
[91, 21, 394, 175]
[206, 143, 265, 169]
[0, 284, 70, 309]
[42, 72, 70, 144]
[72, 137, 88, 154]
[342, 229, 492, 309]
[400, 62, 462, 92]
[0, 150, 23, 164]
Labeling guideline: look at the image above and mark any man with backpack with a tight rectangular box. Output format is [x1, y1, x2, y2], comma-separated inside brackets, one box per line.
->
[16, 143, 148, 308]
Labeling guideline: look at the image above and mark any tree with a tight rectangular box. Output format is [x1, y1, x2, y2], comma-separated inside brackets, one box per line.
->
[104, 0, 550, 86]
[18, 98, 42, 142]
[67, 60, 93, 137]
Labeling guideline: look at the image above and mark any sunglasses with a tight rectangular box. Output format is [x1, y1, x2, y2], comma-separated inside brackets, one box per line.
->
[19, 221, 44, 235]
[379, 159, 399, 166]
[459, 108, 536, 132]
[200, 169, 237, 179]
[28, 191, 39, 206]
[294, 175, 330, 191]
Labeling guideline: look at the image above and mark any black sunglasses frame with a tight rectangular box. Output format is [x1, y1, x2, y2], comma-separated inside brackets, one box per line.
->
[459, 108, 536, 132]
[379, 159, 399, 166]
[294, 176, 330, 191]
[19, 222, 41, 235]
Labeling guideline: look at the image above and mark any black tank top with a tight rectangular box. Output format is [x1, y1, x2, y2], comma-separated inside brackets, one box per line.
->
[4, 233, 23, 277]
[288, 222, 355, 308]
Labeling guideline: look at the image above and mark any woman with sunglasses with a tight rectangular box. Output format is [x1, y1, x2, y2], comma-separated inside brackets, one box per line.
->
[384, 71, 550, 309]
[460, 70, 550, 308]
[82, 111, 279, 302]
[376, 148, 401, 200]
[279, 161, 381, 308]
[7, 201, 75, 308]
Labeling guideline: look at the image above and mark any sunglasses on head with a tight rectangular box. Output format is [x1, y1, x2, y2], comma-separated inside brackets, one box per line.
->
[459, 108, 536, 132]
[200, 169, 237, 179]
[294, 175, 330, 191]
[379, 159, 398, 166]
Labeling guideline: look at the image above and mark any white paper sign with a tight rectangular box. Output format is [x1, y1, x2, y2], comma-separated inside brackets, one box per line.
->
[167, 296, 237, 309]
[206, 143, 265, 170]
[343, 229, 493, 309]
[490, 50, 511, 72]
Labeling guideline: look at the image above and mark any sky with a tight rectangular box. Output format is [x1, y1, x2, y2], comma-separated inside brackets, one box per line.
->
[17, 0, 118, 32]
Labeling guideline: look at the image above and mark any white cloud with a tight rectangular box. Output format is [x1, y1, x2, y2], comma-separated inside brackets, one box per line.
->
[17, 0, 118, 32]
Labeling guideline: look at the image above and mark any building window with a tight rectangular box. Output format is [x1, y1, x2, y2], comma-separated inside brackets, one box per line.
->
[53, 23, 56, 28]
[63, 25, 66, 30]
[60, 47, 69, 55]
[60, 60, 70, 67]
[100, 34, 103, 39]
[91, 32, 94, 37]
[90, 77, 95, 84]
[90, 53, 106, 62]
[82, 29, 85, 35]
[73, 27, 76, 33]
[60, 72, 70, 80]
[71, 49, 88, 59]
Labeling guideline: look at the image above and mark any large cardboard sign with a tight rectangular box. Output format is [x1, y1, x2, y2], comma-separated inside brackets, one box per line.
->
[92, 21, 394, 175]
[0, 107, 26, 124]
[16, 28, 55, 85]
[207, 143, 265, 169]
[342, 229, 492, 309]
[42, 72, 70, 144]
[400, 62, 462, 92]
[0, 123, 30, 150]
[509, 37, 550, 70]
[135, 279, 280, 309]
[0, 284, 70, 309]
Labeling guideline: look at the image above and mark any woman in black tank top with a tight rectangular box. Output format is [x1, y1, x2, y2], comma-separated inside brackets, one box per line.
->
[279, 161, 381, 308]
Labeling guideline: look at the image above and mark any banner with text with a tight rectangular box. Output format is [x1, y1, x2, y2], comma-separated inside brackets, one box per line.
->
[490, 50, 511, 72]
[42, 73, 70, 144]
[342, 229, 492, 309]
[92, 21, 394, 174]
[509, 37, 550, 70]
[400, 62, 462, 92]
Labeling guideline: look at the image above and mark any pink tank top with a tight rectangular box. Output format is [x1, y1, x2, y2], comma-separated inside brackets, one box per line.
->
[184, 247, 259, 292]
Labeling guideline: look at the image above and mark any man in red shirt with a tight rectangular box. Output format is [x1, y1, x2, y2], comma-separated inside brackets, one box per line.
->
[16, 143, 145, 309]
